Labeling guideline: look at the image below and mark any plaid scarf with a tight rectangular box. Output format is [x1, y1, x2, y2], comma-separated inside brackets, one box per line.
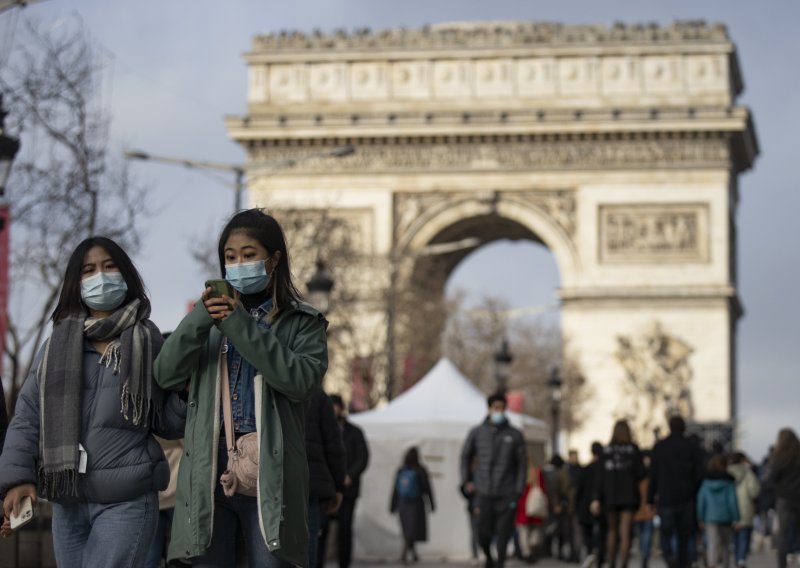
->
[37, 299, 164, 500]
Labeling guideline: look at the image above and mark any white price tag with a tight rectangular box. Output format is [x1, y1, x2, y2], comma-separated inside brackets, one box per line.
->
[78, 443, 87, 474]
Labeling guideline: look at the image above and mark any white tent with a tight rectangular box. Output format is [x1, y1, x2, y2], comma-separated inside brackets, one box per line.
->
[349, 358, 549, 561]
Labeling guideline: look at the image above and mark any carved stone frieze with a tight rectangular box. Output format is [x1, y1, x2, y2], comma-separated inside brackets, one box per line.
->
[251, 21, 728, 52]
[600, 203, 709, 263]
[250, 137, 730, 174]
[393, 189, 576, 248]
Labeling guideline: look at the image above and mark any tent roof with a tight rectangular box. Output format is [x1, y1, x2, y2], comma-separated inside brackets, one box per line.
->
[351, 358, 548, 440]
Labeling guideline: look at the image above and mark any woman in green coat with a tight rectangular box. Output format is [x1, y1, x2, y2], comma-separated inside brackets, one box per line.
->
[155, 209, 328, 567]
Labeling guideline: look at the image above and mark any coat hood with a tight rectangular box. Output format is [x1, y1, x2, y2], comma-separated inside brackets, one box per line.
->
[703, 477, 735, 493]
[727, 463, 751, 483]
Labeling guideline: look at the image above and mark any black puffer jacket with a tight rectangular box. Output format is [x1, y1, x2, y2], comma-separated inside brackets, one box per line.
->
[0, 342, 186, 503]
[305, 388, 346, 500]
[460, 417, 526, 498]
[648, 433, 703, 507]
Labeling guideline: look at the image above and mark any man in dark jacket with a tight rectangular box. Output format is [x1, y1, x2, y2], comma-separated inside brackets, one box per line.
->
[648, 415, 703, 568]
[306, 388, 346, 568]
[577, 442, 607, 567]
[317, 395, 370, 568]
[460, 392, 527, 568]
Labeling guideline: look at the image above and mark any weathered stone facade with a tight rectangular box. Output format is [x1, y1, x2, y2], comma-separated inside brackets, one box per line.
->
[227, 21, 757, 451]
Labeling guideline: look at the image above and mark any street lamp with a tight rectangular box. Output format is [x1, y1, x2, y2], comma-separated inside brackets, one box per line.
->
[124, 145, 356, 212]
[547, 366, 563, 456]
[305, 258, 334, 315]
[493, 337, 514, 393]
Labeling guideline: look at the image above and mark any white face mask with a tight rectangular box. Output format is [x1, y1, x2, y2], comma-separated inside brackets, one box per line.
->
[81, 271, 128, 311]
[490, 411, 506, 425]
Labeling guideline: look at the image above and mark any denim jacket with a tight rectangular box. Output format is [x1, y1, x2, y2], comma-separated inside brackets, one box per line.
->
[224, 299, 272, 433]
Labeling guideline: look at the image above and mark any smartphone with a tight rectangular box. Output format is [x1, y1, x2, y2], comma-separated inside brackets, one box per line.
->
[9, 496, 34, 531]
[205, 279, 234, 299]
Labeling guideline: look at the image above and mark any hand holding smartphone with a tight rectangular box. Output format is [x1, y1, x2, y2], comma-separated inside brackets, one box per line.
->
[205, 279, 235, 299]
[9, 496, 34, 531]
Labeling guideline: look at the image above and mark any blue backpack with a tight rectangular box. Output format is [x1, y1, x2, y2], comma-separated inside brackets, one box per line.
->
[396, 467, 420, 500]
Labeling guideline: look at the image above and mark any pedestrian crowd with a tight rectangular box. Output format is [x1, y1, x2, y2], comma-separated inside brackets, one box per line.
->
[457, 411, 800, 568]
[0, 210, 797, 568]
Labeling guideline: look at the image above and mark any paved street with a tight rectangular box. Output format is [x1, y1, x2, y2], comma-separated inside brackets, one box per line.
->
[344, 548, 781, 568]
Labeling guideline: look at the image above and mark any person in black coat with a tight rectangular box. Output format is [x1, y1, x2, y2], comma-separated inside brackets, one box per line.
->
[390, 446, 435, 563]
[591, 419, 645, 568]
[317, 395, 370, 568]
[764, 428, 800, 568]
[306, 388, 346, 568]
[577, 442, 607, 566]
[647, 415, 703, 568]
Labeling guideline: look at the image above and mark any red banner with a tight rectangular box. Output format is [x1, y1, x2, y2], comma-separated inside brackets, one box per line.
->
[0, 204, 9, 375]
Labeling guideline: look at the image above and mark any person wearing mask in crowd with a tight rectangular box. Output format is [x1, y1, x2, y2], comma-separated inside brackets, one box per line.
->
[305, 387, 346, 568]
[0, 237, 186, 565]
[516, 453, 548, 564]
[317, 394, 370, 568]
[155, 209, 329, 567]
[697, 454, 740, 568]
[460, 392, 527, 568]
[647, 415, 703, 568]
[591, 419, 645, 568]
[549, 454, 577, 562]
[577, 442, 607, 568]
[633, 450, 654, 568]
[726, 452, 760, 568]
[390, 446, 435, 564]
[764, 428, 800, 568]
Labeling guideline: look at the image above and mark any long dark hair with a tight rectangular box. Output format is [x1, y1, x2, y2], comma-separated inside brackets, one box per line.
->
[403, 446, 420, 469]
[52, 236, 149, 323]
[770, 428, 800, 472]
[217, 209, 301, 319]
[610, 419, 633, 445]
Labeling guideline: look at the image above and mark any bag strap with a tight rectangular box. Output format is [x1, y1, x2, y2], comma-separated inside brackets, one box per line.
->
[220, 338, 235, 455]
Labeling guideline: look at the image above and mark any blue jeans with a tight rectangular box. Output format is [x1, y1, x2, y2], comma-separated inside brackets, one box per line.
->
[193, 442, 289, 568]
[52, 492, 158, 568]
[144, 508, 174, 568]
[636, 519, 654, 567]
[734, 526, 752, 566]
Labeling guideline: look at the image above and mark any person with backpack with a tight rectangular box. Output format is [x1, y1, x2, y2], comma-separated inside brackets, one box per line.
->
[727, 452, 760, 568]
[390, 446, 435, 564]
[516, 453, 548, 563]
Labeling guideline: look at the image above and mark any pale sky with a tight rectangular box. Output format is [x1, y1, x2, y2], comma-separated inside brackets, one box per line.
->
[3, 0, 798, 459]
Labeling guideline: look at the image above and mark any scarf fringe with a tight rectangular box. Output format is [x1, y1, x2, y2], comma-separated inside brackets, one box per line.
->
[99, 340, 121, 373]
[38, 467, 78, 501]
[120, 384, 164, 429]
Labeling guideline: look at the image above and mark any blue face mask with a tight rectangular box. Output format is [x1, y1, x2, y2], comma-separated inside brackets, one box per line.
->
[81, 271, 128, 311]
[490, 411, 506, 425]
[225, 260, 271, 294]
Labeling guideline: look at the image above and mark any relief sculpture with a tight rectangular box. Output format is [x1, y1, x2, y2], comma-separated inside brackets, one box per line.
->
[616, 322, 694, 446]
[600, 204, 708, 262]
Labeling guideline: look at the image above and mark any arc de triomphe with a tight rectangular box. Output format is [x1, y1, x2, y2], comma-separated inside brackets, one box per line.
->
[226, 21, 757, 450]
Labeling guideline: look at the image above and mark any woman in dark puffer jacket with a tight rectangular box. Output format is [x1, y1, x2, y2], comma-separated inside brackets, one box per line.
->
[0, 237, 185, 567]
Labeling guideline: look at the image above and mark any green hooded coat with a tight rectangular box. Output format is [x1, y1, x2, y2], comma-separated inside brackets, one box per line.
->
[154, 301, 328, 566]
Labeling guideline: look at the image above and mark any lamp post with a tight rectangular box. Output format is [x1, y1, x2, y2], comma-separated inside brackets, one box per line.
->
[547, 366, 563, 456]
[305, 258, 334, 315]
[493, 337, 514, 393]
[124, 145, 355, 212]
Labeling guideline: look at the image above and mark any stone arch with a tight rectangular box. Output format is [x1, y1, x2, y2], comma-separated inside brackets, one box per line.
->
[399, 193, 579, 288]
